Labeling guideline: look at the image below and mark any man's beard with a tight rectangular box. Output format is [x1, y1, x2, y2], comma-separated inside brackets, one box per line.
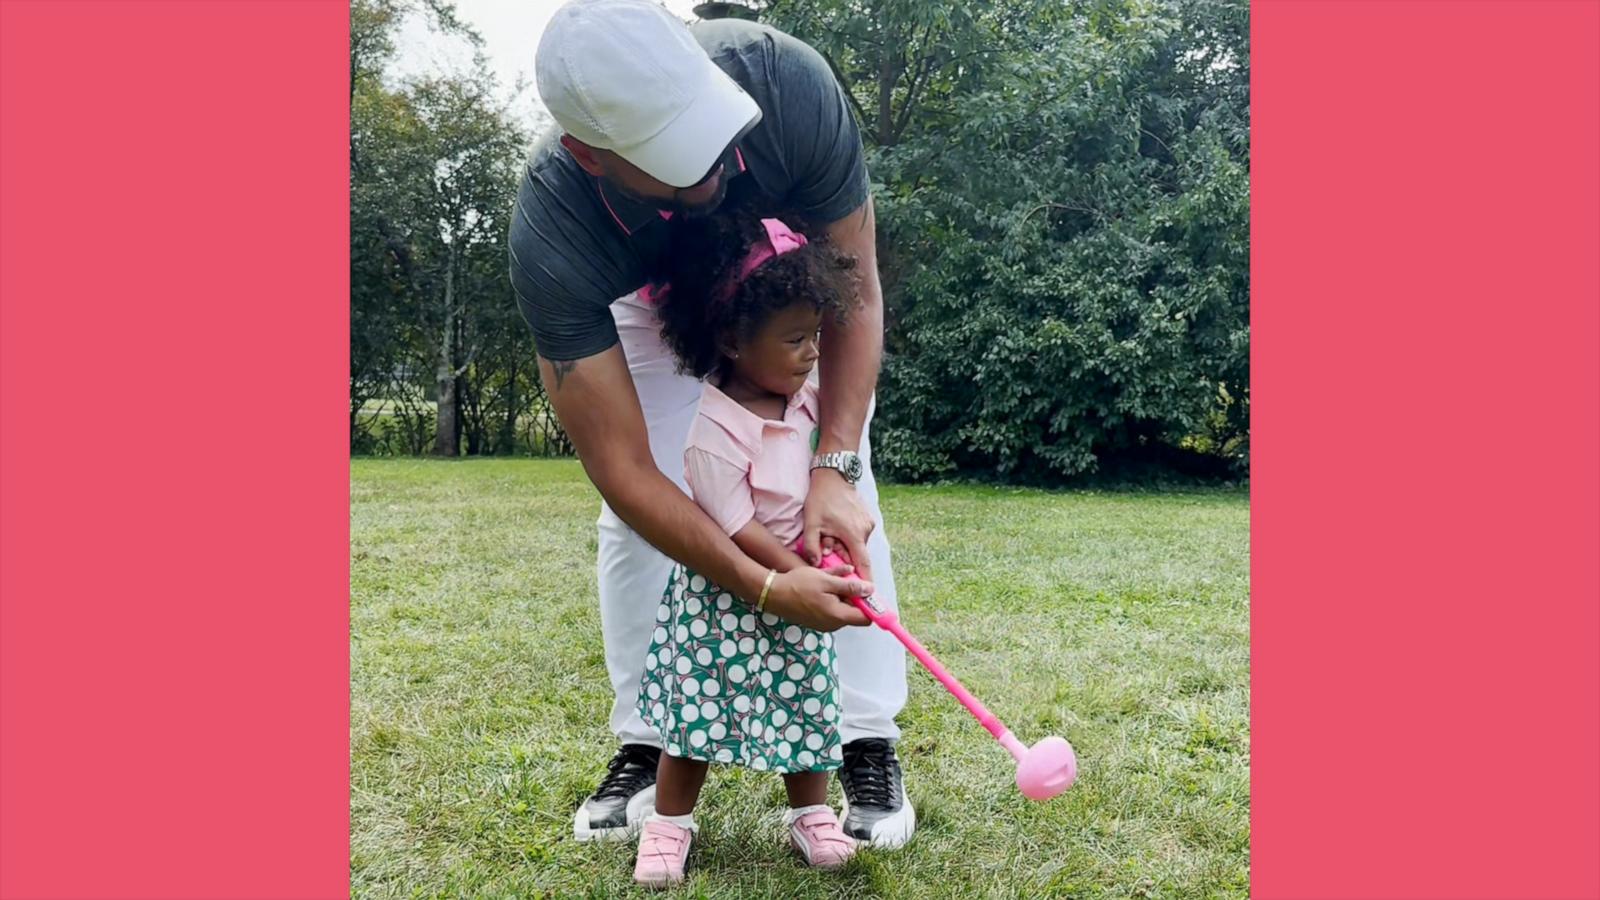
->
[671, 176, 731, 219]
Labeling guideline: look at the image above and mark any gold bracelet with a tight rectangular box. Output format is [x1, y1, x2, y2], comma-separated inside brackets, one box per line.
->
[756, 569, 777, 613]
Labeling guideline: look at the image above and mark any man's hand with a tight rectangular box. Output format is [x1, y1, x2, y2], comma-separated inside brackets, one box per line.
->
[763, 565, 873, 631]
[801, 468, 875, 584]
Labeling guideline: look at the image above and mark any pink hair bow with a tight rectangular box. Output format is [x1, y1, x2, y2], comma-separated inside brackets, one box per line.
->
[641, 218, 808, 307]
[717, 218, 808, 302]
[738, 218, 808, 281]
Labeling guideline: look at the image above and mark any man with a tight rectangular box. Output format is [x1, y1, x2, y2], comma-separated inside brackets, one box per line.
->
[509, 0, 914, 849]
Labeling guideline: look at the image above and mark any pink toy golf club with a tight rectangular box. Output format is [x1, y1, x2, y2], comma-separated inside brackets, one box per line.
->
[819, 551, 1078, 800]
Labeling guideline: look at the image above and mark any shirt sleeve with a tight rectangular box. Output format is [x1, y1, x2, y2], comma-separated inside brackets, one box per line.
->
[771, 32, 870, 224]
[507, 160, 630, 361]
[683, 447, 757, 537]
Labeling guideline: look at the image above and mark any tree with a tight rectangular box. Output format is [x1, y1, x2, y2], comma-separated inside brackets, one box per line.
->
[350, 0, 528, 457]
[405, 76, 525, 456]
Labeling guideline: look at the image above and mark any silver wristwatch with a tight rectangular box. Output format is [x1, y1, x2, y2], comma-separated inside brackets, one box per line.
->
[810, 450, 863, 484]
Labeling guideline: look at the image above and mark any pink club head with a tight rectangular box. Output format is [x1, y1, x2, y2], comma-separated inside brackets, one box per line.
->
[1014, 736, 1078, 801]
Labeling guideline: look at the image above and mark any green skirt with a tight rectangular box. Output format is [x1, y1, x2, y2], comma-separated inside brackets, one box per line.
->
[637, 564, 843, 773]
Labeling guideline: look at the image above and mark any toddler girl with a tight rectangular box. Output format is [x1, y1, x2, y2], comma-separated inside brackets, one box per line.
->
[631, 212, 862, 887]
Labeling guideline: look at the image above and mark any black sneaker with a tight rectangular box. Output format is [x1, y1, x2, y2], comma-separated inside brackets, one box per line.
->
[573, 744, 660, 842]
[837, 738, 916, 849]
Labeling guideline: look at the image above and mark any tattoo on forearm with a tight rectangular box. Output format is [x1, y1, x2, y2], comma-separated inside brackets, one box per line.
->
[550, 359, 578, 390]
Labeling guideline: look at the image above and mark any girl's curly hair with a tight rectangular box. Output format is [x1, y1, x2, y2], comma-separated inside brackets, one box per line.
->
[646, 210, 858, 380]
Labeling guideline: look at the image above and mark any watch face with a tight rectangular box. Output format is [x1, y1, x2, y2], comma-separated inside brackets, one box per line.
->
[846, 455, 863, 481]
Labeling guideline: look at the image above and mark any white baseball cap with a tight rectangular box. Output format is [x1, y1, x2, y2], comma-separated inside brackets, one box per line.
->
[536, 0, 762, 188]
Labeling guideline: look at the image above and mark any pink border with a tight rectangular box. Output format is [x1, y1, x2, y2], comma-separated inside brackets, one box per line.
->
[1252, 2, 1599, 896]
[0, 1, 1595, 896]
[2, 2, 350, 897]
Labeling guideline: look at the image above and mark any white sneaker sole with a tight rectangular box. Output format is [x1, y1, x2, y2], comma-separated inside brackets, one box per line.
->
[573, 784, 657, 843]
[839, 784, 916, 850]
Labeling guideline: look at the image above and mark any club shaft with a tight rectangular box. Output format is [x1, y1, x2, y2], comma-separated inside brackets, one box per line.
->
[852, 599, 1011, 741]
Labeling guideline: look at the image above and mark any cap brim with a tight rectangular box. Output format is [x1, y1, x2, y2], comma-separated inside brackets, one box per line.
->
[615, 65, 761, 189]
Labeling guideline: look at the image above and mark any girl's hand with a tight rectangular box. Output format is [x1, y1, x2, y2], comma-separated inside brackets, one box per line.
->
[764, 565, 872, 632]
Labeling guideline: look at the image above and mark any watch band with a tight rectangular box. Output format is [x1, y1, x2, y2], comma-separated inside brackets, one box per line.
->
[811, 451, 863, 484]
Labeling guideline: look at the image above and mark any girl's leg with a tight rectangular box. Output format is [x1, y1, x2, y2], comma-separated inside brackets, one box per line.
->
[782, 771, 828, 808]
[654, 754, 709, 816]
[636, 753, 706, 888]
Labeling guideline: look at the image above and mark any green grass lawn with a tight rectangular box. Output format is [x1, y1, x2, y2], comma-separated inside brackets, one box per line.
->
[351, 459, 1250, 898]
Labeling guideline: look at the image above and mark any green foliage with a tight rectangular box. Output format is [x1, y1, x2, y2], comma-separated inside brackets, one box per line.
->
[766, 0, 1249, 481]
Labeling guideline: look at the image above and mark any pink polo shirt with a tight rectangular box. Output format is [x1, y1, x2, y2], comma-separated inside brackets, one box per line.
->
[684, 380, 820, 548]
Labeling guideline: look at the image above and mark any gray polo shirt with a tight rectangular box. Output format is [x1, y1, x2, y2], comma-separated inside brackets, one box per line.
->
[508, 19, 869, 362]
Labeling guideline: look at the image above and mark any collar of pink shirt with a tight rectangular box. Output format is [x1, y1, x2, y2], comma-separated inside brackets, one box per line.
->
[695, 380, 817, 459]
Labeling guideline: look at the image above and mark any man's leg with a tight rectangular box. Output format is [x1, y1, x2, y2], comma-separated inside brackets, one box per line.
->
[828, 401, 917, 849]
[833, 454, 906, 744]
[575, 294, 705, 842]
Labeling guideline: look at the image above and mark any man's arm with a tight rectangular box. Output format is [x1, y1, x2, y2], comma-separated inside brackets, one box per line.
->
[817, 195, 883, 457]
[802, 195, 883, 579]
[771, 33, 885, 578]
[538, 347, 870, 630]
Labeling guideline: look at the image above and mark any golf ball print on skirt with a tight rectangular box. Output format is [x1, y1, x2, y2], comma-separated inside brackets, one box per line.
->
[637, 565, 843, 772]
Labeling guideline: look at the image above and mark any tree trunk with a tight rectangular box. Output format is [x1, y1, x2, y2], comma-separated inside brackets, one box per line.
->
[459, 371, 480, 455]
[432, 249, 460, 457]
[877, 50, 896, 147]
[876, 5, 898, 147]
[433, 358, 459, 457]
[496, 354, 519, 455]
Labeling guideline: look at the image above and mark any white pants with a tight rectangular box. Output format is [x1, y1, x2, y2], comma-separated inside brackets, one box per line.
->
[597, 293, 906, 747]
